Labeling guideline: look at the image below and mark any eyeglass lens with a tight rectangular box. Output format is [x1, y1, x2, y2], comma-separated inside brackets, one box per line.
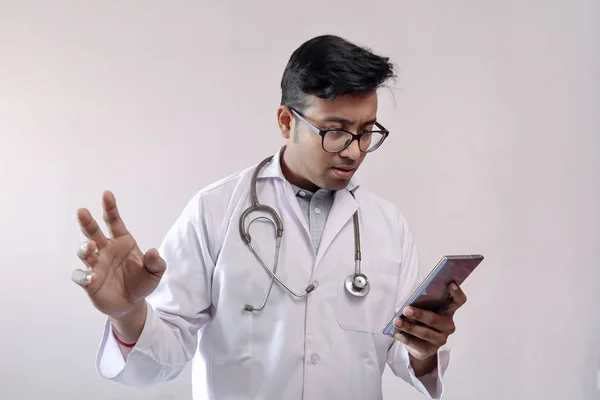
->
[323, 130, 386, 152]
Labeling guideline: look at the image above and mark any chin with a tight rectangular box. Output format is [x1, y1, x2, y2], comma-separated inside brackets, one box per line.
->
[321, 177, 350, 191]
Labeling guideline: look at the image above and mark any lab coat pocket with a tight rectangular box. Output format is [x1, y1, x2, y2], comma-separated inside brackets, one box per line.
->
[335, 255, 399, 334]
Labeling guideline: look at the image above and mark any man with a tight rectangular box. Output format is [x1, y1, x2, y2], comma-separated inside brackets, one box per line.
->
[72, 34, 466, 399]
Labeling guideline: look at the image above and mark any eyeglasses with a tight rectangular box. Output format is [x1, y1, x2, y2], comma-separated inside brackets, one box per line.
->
[289, 108, 389, 153]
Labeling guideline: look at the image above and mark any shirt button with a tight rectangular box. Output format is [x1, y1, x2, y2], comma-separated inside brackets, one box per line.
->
[314, 207, 321, 215]
[299, 191, 306, 197]
[311, 354, 320, 364]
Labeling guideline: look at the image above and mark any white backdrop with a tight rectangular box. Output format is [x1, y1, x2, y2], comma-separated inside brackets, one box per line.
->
[0, 1, 599, 399]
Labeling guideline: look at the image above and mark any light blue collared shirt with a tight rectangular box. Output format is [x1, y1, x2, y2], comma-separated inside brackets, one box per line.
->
[290, 184, 335, 253]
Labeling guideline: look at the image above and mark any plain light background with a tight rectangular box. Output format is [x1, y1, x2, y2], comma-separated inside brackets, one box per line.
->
[1, 1, 598, 399]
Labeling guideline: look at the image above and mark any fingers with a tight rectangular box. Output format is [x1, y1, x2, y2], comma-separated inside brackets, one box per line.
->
[390, 284, 468, 361]
[403, 306, 455, 334]
[394, 317, 448, 346]
[73, 240, 100, 288]
[444, 282, 468, 315]
[143, 248, 166, 275]
[450, 282, 467, 305]
[102, 190, 130, 238]
[77, 190, 129, 247]
[77, 208, 108, 248]
[392, 332, 436, 360]
[71, 268, 95, 288]
[77, 241, 99, 270]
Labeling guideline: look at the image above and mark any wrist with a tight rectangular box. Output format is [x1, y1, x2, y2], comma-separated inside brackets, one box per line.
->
[112, 326, 137, 347]
[111, 300, 147, 323]
[410, 352, 438, 377]
[109, 301, 148, 344]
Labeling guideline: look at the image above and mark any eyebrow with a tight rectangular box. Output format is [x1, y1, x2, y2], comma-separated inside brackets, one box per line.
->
[321, 116, 378, 127]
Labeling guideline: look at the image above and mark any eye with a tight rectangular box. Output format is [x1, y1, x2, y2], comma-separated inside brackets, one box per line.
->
[361, 124, 375, 133]
[326, 130, 347, 137]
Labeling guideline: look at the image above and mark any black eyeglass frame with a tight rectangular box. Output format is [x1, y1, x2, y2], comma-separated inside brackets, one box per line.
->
[289, 107, 390, 153]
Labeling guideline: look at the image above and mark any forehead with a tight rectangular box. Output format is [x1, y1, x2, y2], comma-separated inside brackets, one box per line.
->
[306, 92, 378, 124]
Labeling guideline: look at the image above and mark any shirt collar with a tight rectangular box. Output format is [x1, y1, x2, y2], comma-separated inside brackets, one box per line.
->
[256, 145, 361, 193]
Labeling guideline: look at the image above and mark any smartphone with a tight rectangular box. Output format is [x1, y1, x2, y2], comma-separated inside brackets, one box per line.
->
[382, 254, 484, 336]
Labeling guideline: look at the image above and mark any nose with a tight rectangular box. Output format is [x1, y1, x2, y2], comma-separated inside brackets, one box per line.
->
[339, 139, 361, 160]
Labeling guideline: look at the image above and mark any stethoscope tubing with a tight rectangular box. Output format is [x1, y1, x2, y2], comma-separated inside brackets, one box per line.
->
[240, 155, 369, 312]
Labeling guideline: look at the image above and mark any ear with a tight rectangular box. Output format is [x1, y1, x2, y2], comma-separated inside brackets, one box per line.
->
[277, 106, 294, 139]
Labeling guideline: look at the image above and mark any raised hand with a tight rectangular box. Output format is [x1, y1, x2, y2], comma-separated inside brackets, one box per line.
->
[71, 190, 166, 320]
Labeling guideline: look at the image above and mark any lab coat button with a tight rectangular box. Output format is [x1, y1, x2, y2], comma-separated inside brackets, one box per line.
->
[311, 354, 320, 364]
[299, 191, 306, 197]
[314, 207, 321, 214]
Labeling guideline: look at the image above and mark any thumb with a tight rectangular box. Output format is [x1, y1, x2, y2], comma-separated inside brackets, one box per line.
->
[143, 248, 166, 275]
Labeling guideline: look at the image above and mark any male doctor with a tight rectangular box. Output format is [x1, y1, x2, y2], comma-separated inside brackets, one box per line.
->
[72, 34, 467, 399]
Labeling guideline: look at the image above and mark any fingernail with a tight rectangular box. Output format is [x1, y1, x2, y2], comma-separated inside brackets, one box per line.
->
[72, 270, 93, 286]
[394, 318, 402, 328]
[77, 242, 88, 257]
[404, 307, 414, 316]
[451, 283, 459, 291]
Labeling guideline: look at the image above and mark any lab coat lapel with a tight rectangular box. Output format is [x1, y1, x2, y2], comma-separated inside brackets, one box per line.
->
[313, 188, 358, 270]
[256, 148, 313, 251]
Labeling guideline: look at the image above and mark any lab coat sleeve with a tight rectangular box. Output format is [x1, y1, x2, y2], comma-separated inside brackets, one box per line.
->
[386, 211, 450, 399]
[95, 192, 216, 387]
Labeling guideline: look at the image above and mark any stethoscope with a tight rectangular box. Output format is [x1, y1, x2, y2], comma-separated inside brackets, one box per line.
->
[239, 155, 370, 312]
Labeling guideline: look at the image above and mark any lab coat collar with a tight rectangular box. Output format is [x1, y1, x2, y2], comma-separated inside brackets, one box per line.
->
[257, 146, 361, 193]
[257, 146, 361, 269]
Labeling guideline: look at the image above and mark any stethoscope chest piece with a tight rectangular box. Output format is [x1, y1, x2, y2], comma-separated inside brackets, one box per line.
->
[344, 273, 370, 297]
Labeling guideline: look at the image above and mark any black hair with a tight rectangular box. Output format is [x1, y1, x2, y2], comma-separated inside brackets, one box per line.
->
[280, 34, 396, 112]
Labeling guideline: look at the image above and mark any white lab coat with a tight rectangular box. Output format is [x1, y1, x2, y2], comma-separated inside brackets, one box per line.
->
[96, 146, 450, 399]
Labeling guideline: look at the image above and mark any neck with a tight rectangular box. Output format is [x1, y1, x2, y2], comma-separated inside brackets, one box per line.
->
[280, 148, 320, 192]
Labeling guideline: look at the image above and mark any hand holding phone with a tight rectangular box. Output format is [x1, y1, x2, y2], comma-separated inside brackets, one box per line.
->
[382, 254, 484, 361]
